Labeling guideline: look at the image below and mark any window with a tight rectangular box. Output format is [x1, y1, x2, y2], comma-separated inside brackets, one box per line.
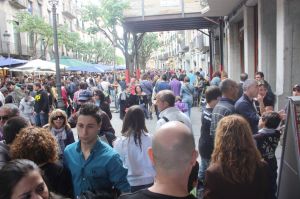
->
[38, 3, 42, 17]
[28, 1, 33, 14]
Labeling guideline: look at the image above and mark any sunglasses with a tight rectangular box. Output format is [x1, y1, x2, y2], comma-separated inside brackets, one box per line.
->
[0, 116, 9, 121]
[53, 116, 64, 120]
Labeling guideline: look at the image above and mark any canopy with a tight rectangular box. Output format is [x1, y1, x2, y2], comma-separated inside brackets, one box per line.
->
[94, 64, 113, 72]
[66, 65, 105, 73]
[0, 57, 28, 67]
[53, 56, 105, 73]
[57, 56, 93, 67]
[10, 59, 66, 72]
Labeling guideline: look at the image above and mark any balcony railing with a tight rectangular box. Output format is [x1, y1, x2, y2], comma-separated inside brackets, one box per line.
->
[62, 3, 76, 19]
[0, 41, 34, 57]
[9, 0, 27, 9]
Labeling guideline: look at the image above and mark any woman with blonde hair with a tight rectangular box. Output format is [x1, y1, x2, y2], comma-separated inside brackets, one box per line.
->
[44, 109, 74, 160]
[204, 115, 271, 199]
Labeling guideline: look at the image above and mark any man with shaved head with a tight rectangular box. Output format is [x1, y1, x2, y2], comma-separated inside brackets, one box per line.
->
[119, 121, 198, 199]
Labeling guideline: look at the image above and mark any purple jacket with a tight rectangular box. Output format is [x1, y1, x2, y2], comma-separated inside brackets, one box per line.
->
[169, 79, 181, 96]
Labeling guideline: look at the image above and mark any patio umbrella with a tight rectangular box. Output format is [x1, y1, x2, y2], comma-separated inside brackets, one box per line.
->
[0, 57, 28, 67]
[10, 59, 66, 72]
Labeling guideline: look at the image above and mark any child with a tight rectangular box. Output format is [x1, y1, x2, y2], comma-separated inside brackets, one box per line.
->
[254, 111, 282, 199]
[175, 96, 188, 113]
[198, 86, 221, 195]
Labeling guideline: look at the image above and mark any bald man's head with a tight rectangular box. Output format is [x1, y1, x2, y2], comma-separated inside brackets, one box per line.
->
[151, 121, 196, 173]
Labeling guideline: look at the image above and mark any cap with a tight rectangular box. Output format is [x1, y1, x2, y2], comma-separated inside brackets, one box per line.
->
[0, 87, 8, 93]
[6, 81, 15, 86]
[78, 90, 93, 101]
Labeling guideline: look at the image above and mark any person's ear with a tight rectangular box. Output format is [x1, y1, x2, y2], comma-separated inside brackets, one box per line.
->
[191, 150, 198, 166]
[147, 147, 155, 165]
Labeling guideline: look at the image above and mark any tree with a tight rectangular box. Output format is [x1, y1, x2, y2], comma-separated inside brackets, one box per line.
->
[138, 33, 160, 69]
[92, 40, 114, 64]
[13, 12, 53, 58]
[81, 0, 145, 73]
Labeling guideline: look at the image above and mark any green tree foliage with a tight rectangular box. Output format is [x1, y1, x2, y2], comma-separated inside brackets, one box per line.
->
[13, 12, 53, 58]
[138, 33, 160, 69]
[81, 0, 128, 50]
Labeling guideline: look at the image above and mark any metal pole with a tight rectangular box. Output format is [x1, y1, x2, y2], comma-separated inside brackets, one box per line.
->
[209, 30, 213, 80]
[52, 2, 65, 110]
[219, 18, 224, 71]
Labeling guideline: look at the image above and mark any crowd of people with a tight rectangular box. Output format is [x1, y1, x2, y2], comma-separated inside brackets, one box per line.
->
[0, 68, 298, 199]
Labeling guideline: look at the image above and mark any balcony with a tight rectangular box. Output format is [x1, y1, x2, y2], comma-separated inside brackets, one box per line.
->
[62, 4, 76, 19]
[9, 0, 27, 9]
[0, 41, 34, 58]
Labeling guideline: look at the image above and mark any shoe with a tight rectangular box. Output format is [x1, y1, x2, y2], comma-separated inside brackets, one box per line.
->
[114, 110, 119, 113]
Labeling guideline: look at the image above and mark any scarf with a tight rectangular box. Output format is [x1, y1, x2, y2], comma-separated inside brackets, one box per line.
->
[51, 127, 67, 155]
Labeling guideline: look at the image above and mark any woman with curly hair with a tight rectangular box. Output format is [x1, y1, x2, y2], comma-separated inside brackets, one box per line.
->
[44, 109, 75, 160]
[204, 115, 271, 199]
[0, 159, 69, 199]
[10, 127, 73, 198]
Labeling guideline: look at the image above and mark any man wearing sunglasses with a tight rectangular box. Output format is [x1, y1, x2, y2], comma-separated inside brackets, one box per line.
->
[0, 104, 20, 141]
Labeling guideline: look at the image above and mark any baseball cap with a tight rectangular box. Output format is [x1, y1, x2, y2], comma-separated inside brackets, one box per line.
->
[78, 90, 93, 101]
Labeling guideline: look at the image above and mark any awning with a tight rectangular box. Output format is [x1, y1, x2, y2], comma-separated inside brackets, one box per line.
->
[55, 56, 94, 68]
[66, 65, 105, 73]
[10, 59, 66, 72]
[0, 57, 28, 67]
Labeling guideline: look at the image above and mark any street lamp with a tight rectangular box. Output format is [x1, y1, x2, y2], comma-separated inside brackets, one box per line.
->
[49, 0, 65, 110]
[3, 30, 11, 77]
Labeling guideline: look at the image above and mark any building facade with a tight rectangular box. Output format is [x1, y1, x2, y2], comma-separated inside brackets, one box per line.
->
[151, 29, 210, 73]
[206, 0, 300, 109]
[0, 0, 93, 61]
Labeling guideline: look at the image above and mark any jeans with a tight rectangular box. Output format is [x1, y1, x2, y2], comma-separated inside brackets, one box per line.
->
[198, 158, 210, 183]
[114, 94, 120, 111]
[35, 112, 48, 127]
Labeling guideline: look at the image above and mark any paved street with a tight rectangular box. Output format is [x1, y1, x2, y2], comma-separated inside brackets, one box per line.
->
[73, 107, 202, 144]
[72, 106, 282, 165]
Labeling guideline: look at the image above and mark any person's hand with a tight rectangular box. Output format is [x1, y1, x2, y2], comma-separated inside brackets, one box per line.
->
[257, 94, 264, 104]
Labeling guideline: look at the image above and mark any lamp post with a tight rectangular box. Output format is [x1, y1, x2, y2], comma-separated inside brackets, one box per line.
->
[3, 30, 11, 77]
[49, 0, 65, 110]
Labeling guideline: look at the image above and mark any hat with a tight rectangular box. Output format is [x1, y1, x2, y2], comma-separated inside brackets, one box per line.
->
[6, 81, 15, 86]
[78, 90, 93, 101]
[0, 87, 8, 93]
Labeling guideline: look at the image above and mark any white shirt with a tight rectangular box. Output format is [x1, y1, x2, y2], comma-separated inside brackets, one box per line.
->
[156, 107, 193, 132]
[114, 133, 155, 186]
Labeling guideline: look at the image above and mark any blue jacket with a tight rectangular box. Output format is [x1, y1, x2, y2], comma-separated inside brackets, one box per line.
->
[235, 94, 259, 134]
[64, 139, 130, 197]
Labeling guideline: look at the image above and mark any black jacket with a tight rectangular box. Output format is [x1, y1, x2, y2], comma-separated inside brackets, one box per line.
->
[34, 89, 49, 113]
[0, 142, 10, 169]
[199, 107, 214, 159]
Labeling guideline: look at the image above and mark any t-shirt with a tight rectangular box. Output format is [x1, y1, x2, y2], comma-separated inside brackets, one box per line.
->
[119, 189, 196, 199]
